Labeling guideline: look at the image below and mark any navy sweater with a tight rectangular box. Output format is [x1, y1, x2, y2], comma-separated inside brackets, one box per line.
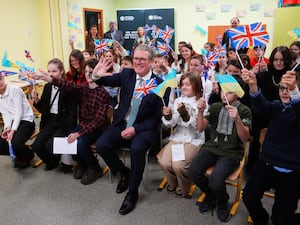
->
[251, 91, 300, 171]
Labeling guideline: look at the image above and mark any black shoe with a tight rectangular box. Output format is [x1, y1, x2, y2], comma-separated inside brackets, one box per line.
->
[116, 167, 131, 193]
[73, 164, 87, 179]
[45, 162, 58, 171]
[59, 162, 73, 174]
[15, 151, 35, 169]
[199, 195, 216, 215]
[119, 192, 138, 215]
[80, 166, 103, 185]
[217, 203, 231, 222]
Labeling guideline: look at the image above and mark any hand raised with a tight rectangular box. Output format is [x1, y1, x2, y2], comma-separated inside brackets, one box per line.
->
[92, 56, 113, 79]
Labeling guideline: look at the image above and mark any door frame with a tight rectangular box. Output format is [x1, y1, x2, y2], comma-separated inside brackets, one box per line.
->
[83, 8, 104, 38]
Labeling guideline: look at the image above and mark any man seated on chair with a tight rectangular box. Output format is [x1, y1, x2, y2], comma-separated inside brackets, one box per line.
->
[92, 44, 168, 215]
[33, 59, 109, 185]
[0, 73, 35, 168]
[188, 90, 251, 222]
[241, 69, 300, 225]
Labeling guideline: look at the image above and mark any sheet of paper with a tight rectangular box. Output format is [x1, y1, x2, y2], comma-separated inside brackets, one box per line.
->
[171, 144, 185, 161]
[53, 137, 77, 154]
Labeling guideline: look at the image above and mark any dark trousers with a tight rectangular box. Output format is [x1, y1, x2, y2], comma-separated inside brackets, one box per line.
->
[243, 159, 300, 225]
[96, 121, 155, 192]
[188, 150, 239, 204]
[0, 120, 35, 160]
[31, 115, 65, 164]
[72, 125, 103, 167]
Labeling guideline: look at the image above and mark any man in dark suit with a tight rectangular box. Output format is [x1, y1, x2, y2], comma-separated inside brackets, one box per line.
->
[103, 21, 124, 45]
[92, 44, 168, 215]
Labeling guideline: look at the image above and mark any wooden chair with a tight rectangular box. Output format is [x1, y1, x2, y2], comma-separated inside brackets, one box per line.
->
[196, 141, 250, 217]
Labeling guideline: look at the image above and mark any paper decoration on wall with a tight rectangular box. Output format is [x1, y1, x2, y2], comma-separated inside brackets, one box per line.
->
[249, 3, 261, 11]
[221, 4, 232, 12]
[69, 35, 76, 41]
[287, 27, 300, 42]
[76, 42, 83, 50]
[294, 28, 300, 38]
[195, 5, 205, 12]
[264, 10, 275, 17]
[68, 14, 74, 20]
[74, 16, 81, 24]
[72, 5, 79, 12]
[195, 25, 207, 36]
[206, 12, 216, 20]
[68, 21, 77, 29]
[236, 10, 247, 18]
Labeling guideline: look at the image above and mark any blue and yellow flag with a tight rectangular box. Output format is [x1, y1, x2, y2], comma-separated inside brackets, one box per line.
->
[153, 69, 178, 98]
[216, 74, 244, 98]
[1, 51, 19, 69]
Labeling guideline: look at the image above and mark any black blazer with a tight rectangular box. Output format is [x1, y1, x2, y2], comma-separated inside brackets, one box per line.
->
[34, 83, 77, 134]
[95, 68, 169, 133]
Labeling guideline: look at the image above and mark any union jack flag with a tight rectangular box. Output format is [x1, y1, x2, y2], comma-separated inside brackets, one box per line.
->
[214, 44, 226, 56]
[19, 72, 34, 85]
[216, 34, 223, 46]
[0, 70, 18, 76]
[206, 51, 219, 66]
[94, 38, 110, 54]
[151, 25, 161, 38]
[133, 78, 157, 99]
[149, 39, 156, 49]
[24, 50, 34, 63]
[227, 22, 269, 50]
[157, 25, 174, 43]
[143, 24, 152, 36]
[156, 41, 169, 56]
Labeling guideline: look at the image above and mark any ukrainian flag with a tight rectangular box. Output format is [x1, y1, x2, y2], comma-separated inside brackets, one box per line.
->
[216, 74, 244, 98]
[2, 51, 19, 69]
[153, 69, 178, 98]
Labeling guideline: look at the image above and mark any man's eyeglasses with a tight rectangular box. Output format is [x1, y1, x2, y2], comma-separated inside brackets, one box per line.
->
[133, 57, 149, 63]
[279, 86, 289, 93]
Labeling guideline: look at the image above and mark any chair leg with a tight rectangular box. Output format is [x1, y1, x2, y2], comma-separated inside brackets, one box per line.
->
[196, 192, 206, 205]
[186, 184, 196, 199]
[157, 177, 168, 191]
[247, 215, 253, 223]
[32, 159, 43, 168]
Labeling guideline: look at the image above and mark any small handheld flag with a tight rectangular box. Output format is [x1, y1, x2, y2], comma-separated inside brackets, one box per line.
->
[153, 69, 178, 98]
[216, 74, 244, 98]
[157, 25, 174, 43]
[156, 41, 169, 56]
[227, 22, 269, 50]
[1, 51, 19, 69]
[25, 50, 34, 63]
[8, 141, 16, 168]
[94, 38, 112, 54]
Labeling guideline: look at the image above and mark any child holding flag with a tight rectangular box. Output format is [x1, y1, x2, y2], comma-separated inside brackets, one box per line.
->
[158, 72, 205, 198]
[0, 73, 35, 168]
[241, 69, 300, 225]
[189, 78, 251, 222]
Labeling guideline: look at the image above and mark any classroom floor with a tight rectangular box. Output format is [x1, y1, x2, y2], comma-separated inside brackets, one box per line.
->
[0, 154, 277, 225]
